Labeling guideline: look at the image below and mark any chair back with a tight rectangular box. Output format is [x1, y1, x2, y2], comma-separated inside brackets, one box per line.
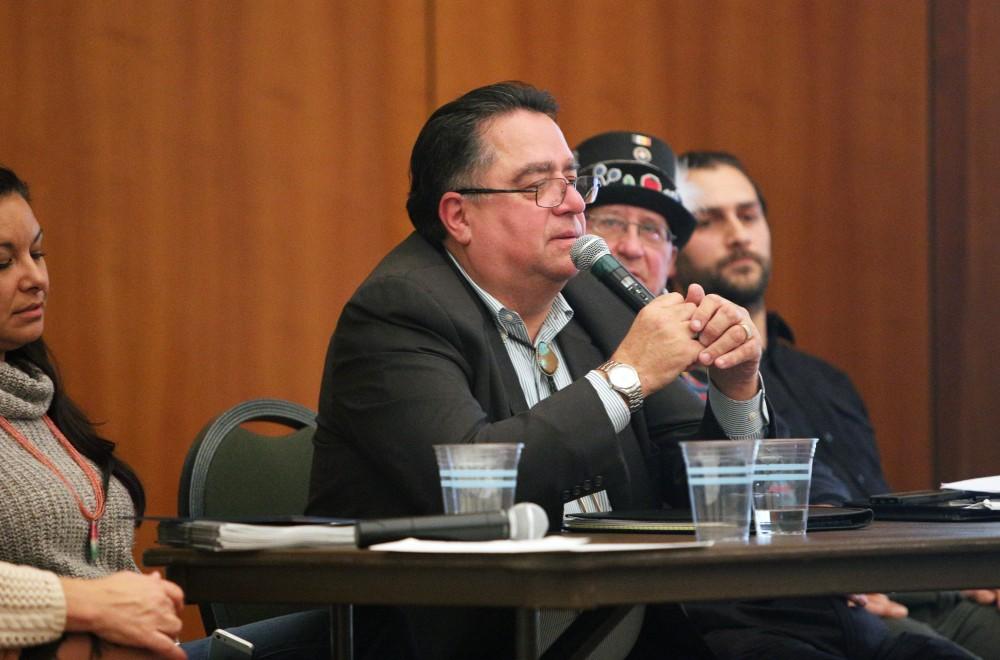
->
[178, 398, 317, 631]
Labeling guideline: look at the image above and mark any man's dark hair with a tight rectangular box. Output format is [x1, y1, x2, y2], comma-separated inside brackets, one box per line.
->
[678, 151, 768, 214]
[406, 81, 559, 242]
[0, 166, 31, 201]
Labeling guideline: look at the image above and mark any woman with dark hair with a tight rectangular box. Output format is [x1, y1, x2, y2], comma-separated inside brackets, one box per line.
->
[0, 165, 144, 578]
[0, 166, 185, 658]
[0, 167, 329, 659]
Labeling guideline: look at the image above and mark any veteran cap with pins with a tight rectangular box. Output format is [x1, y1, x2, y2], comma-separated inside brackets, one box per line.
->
[575, 131, 697, 248]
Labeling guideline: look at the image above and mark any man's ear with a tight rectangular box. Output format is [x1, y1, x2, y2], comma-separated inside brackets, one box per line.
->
[439, 192, 472, 245]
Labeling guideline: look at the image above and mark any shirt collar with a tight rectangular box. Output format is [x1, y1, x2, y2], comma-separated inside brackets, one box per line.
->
[766, 311, 796, 346]
[445, 249, 574, 346]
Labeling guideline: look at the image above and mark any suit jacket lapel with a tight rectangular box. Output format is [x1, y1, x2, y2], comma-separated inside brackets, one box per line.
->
[558, 318, 604, 378]
[485, 317, 529, 416]
[438, 253, 529, 419]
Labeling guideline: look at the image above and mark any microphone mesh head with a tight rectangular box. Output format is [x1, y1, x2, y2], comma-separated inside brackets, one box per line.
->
[570, 235, 610, 271]
[508, 502, 549, 540]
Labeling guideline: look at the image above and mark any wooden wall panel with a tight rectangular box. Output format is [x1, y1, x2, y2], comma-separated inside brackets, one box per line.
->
[0, 0, 428, 638]
[931, 0, 1000, 482]
[434, 0, 931, 490]
[7, 0, 996, 644]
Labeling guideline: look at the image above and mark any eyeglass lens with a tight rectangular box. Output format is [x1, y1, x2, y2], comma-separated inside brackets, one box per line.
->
[537, 176, 599, 208]
[589, 217, 672, 244]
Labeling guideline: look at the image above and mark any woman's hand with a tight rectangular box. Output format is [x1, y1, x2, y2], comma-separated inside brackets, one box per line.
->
[60, 570, 186, 659]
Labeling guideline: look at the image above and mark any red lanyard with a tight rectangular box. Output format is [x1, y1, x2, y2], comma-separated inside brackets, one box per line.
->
[0, 415, 107, 563]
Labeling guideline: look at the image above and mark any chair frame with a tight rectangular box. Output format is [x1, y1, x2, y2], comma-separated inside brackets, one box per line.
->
[179, 398, 316, 518]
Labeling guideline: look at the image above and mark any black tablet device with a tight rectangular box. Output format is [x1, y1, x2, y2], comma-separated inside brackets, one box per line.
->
[848, 490, 1000, 522]
[563, 506, 873, 533]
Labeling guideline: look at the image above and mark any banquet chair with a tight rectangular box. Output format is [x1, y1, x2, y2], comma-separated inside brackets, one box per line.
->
[178, 397, 317, 631]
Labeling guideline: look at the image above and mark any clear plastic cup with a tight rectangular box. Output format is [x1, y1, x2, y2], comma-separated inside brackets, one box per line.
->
[433, 443, 523, 513]
[681, 439, 758, 543]
[752, 438, 818, 536]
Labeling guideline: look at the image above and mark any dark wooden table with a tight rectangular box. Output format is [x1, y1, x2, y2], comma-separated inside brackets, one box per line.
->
[144, 521, 1000, 659]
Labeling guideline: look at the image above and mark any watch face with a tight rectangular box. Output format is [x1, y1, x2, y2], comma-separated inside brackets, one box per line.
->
[608, 364, 638, 389]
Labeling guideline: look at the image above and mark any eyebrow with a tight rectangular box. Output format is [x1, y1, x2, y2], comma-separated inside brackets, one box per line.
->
[0, 230, 45, 251]
[511, 159, 579, 186]
[588, 211, 665, 226]
[695, 201, 762, 216]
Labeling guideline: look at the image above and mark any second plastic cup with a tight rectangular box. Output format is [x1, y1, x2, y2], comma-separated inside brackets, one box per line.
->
[752, 438, 818, 536]
[433, 443, 523, 514]
[681, 439, 758, 543]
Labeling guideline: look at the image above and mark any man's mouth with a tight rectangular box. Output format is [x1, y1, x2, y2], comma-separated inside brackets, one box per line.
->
[722, 252, 761, 270]
[14, 302, 43, 314]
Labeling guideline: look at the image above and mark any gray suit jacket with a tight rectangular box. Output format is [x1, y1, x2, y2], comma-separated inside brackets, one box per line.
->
[307, 232, 727, 526]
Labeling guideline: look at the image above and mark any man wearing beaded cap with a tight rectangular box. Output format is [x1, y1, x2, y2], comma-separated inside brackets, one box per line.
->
[573, 133, 974, 659]
[575, 130, 698, 298]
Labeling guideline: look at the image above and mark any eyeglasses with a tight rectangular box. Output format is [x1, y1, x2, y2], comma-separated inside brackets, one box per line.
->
[587, 215, 677, 246]
[455, 176, 600, 208]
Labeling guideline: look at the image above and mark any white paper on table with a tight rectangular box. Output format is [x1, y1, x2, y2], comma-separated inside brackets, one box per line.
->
[941, 475, 1000, 493]
[567, 540, 712, 552]
[368, 536, 712, 553]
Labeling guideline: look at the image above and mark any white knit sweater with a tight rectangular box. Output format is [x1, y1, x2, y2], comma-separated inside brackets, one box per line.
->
[0, 561, 65, 648]
[0, 361, 137, 579]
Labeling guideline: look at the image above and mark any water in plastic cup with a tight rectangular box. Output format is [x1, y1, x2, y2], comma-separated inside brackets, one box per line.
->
[681, 440, 758, 543]
[752, 438, 818, 536]
[433, 443, 523, 513]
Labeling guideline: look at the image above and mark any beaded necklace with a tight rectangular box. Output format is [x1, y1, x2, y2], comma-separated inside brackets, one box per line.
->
[0, 415, 106, 563]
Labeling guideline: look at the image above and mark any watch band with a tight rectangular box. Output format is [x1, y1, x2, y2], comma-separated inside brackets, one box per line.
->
[597, 360, 644, 413]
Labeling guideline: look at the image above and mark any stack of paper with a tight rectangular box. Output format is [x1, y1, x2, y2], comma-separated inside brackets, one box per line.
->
[158, 520, 355, 551]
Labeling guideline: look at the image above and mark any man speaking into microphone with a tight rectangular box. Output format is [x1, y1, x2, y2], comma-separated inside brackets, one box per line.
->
[306, 83, 767, 658]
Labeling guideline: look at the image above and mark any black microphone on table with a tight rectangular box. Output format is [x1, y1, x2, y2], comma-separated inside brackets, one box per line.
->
[570, 235, 656, 311]
[354, 502, 549, 548]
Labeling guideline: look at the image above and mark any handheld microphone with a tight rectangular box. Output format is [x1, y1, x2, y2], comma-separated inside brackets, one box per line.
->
[570, 235, 656, 312]
[354, 502, 548, 548]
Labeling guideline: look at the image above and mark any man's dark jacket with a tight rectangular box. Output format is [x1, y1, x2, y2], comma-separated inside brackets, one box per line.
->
[305, 232, 733, 658]
[308, 232, 722, 528]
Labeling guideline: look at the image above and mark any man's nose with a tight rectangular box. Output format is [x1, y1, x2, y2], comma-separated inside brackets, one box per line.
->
[724, 214, 750, 245]
[614, 225, 645, 259]
[557, 183, 587, 215]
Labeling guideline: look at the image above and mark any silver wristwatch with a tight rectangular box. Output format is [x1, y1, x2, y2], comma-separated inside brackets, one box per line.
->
[597, 360, 644, 413]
